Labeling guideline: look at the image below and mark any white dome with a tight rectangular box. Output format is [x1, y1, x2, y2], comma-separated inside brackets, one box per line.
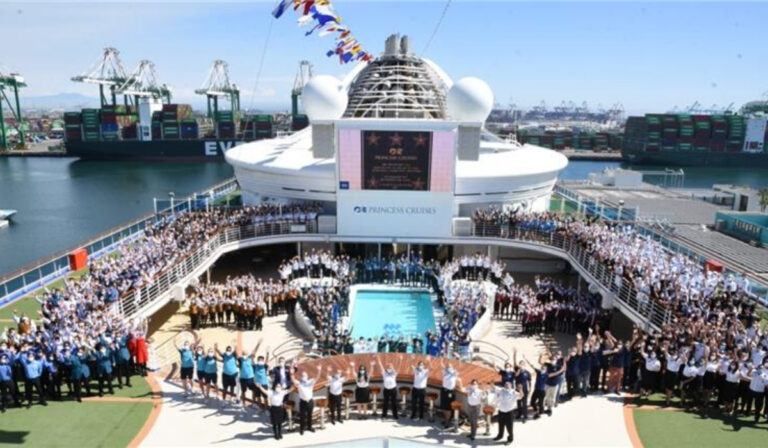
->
[302, 75, 348, 121]
[446, 77, 494, 123]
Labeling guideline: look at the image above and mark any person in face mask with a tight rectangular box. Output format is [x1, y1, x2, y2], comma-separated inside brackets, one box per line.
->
[440, 358, 461, 428]
[350, 360, 373, 419]
[377, 355, 399, 419]
[94, 343, 115, 397]
[194, 345, 207, 397]
[639, 347, 661, 399]
[326, 366, 348, 424]
[203, 348, 219, 400]
[270, 357, 294, 391]
[0, 353, 16, 412]
[175, 338, 195, 395]
[255, 382, 291, 440]
[253, 351, 270, 409]
[746, 361, 768, 422]
[493, 380, 523, 445]
[237, 347, 259, 408]
[297, 366, 321, 435]
[462, 379, 487, 441]
[215, 343, 238, 403]
[411, 358, 430, 420]
[680, 356, 700, 409]
[19, 350, 46, 408]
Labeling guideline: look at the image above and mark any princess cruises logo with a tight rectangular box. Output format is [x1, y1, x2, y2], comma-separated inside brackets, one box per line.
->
[353, 205, 436, 215]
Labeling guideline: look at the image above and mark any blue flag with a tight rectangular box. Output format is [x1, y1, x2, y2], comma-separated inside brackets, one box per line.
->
[272, 0, 291, 18]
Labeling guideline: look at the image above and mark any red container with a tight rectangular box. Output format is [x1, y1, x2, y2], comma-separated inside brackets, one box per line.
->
[68, 248, 88, 271]
[705, 260, 723, 272]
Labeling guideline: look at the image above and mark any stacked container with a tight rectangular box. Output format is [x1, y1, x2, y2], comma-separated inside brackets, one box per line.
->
[594, 132, 609, 151]
[692, 115, 711, 151]
[661, 114, 678, 151]
[180, 120, 199, 140]
[727, 115, 745, 152]
[64, 112, 82, 142]
[709, 115, 727, 151]
[676, 114, 694, 151]
[81, 109, 101, 142]
[215, 110, 236, 138]
[645, 114, 662, 152]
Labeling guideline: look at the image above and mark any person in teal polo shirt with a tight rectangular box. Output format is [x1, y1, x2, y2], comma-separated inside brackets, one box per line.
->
[253, 351, 270, 409]
[216, 343, 239, 403]
[175, 339, 195, 395]
[194, 345, 207, 396]
[203, 348, 218, 400]
[237, 344, 269, 407]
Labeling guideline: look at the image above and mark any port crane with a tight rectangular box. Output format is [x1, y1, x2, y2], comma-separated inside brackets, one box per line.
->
[117, 60, 172, 104]
[291, 60, 313, 118]
[0, 70, 26, 149]
[71, 47, 130, 107]
[195, 60, 240, 119]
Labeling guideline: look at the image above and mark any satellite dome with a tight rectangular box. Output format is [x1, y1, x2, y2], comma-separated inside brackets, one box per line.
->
[302, 75, 348, 121]
[446, 77, 494, 123]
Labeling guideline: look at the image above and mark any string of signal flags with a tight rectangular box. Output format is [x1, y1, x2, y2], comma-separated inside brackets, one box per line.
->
[272, 0, 374, 65]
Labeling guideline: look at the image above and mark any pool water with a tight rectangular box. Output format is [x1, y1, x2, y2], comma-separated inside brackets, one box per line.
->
[349, 290, 436, 340]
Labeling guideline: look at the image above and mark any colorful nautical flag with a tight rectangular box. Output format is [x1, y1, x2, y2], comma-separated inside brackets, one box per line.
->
[272, 0, 291, 18]
[272, 0, 370, 65]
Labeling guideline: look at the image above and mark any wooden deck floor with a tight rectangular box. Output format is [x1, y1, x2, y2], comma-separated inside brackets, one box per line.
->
[297, 353, 499, 391]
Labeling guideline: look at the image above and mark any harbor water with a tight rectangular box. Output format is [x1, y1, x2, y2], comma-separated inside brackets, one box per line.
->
[0, 157, 766, 278]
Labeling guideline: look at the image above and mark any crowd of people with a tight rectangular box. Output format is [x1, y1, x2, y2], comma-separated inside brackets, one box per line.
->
[473, 207, 768, 422]
[0, 204, 322, 412]
[494, 276, 611, 336]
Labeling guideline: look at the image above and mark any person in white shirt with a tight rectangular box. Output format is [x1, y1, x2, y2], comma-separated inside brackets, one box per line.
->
[297, 366, 321, 435]
[326, 366, 348, 425]
[350, 360, 374, 419]
[463, 379, 487, 441]
[747, 363, 767, 422]
[722, 361, 741, 414]
[493, 381, 522, 445]
[662, 348, 683, 407]
[680, 358, 700, 408]
[440, 359, 462, 427]
[378, 356, 400, 419]
[411, 358, 430, 420]
[256, 383, 291, 440]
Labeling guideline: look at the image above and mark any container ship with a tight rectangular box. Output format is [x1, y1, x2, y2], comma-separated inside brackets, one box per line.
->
[63, 105, 301, 161]
[63, 49, 311, 161]
[621, 101, 768, 167]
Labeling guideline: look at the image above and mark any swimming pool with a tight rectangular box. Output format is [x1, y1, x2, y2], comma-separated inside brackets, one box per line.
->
[349, 289, 436, 340]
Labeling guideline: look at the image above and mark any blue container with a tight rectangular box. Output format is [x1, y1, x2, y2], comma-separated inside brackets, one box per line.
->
[101, 123, 119, 132]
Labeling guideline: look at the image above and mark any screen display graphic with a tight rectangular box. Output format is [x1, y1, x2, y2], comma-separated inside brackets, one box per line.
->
[361, 131, 432, 191]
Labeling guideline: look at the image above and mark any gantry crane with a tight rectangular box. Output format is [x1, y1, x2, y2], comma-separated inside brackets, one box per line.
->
[291, 60, 313, 118]
[71, 47, 130, 107]
[0, 70, 26, 149]
[116, 60, 172, 104]
[195, 60, 240, 119]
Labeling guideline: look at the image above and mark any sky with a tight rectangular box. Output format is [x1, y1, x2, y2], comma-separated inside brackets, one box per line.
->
[0, 1, 767, 114]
